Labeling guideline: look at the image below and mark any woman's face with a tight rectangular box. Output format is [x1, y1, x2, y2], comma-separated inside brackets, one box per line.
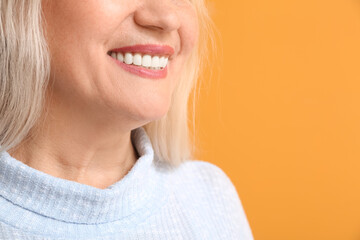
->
[42, 0, 198, 126]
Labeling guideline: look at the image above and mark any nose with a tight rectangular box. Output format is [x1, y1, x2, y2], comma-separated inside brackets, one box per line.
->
[134, 0, 181, 32]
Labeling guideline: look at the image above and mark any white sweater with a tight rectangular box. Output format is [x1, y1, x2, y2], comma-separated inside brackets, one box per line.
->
[0, 127, 253, 239]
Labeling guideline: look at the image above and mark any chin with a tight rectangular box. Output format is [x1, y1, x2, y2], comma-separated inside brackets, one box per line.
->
[119, 96, 172, 123]
[141, 101, 171, 121]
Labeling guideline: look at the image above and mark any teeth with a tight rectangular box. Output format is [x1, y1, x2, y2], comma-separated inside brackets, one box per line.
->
[142, 55, 152, 68]
[159, 57, 165, 68]
[133, 53, 142, 66]
[124, 53, 133, 65]
[117, 53, 123, 62]
[162, 58, 168, 68]
[110, 52, 169, 70]
[151, 56, 160, 68]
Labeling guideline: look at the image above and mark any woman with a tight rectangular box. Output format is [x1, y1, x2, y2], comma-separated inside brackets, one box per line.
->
[0, 0, 253, 239]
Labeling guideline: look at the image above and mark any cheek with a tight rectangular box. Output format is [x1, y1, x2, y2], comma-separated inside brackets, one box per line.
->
[179, 7, 199, 55]
[43, 0, 123, 51]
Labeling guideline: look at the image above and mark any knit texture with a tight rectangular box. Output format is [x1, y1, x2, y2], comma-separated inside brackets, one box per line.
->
[0, 127, 253, 240]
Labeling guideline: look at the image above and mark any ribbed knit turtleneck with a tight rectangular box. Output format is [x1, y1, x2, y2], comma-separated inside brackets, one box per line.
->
[0, 127, 253, 240]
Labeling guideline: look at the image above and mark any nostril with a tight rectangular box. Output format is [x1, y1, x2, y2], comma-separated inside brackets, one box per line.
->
[144, 25, 164, 31]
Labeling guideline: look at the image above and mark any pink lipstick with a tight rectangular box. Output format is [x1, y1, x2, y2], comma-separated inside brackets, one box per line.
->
[108, 44, 174, 79]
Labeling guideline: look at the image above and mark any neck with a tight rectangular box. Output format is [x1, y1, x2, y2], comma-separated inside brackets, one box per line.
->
[9, 92, 140, 190]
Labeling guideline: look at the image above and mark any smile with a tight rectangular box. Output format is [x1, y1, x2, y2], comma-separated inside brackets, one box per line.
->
[109, 52, 169, 70]
[108, 44, 174, 79]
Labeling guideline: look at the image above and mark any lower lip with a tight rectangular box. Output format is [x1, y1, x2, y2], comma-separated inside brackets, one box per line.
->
[109, 56, 168, 79]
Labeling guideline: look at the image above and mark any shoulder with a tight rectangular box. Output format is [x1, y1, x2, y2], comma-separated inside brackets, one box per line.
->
[166, 159, 254, 239]
[183, 159, 234, 185]
[172, 159, 243, 200]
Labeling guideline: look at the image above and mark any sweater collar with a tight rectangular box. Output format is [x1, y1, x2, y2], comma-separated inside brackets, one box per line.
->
[0, 127, 169, 224]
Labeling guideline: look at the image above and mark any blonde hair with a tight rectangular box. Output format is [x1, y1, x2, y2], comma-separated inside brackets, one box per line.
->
[0, 0, 215, 167]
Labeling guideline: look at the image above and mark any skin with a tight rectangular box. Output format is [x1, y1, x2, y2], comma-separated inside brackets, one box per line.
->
[10, 0, 198, 189]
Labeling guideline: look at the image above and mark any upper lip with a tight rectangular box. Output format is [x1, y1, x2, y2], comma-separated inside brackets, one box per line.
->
[109, 44, 175, 60]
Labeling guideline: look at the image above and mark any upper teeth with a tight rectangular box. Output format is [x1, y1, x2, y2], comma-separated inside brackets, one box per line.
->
[110, 52, 169, 70]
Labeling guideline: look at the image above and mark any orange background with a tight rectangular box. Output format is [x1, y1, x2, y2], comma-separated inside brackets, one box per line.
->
[194, 0, 360, 239]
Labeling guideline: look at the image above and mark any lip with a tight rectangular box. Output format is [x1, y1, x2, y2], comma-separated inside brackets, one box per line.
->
[108, 44, 173, 79]
[109, 57, 168, 79]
